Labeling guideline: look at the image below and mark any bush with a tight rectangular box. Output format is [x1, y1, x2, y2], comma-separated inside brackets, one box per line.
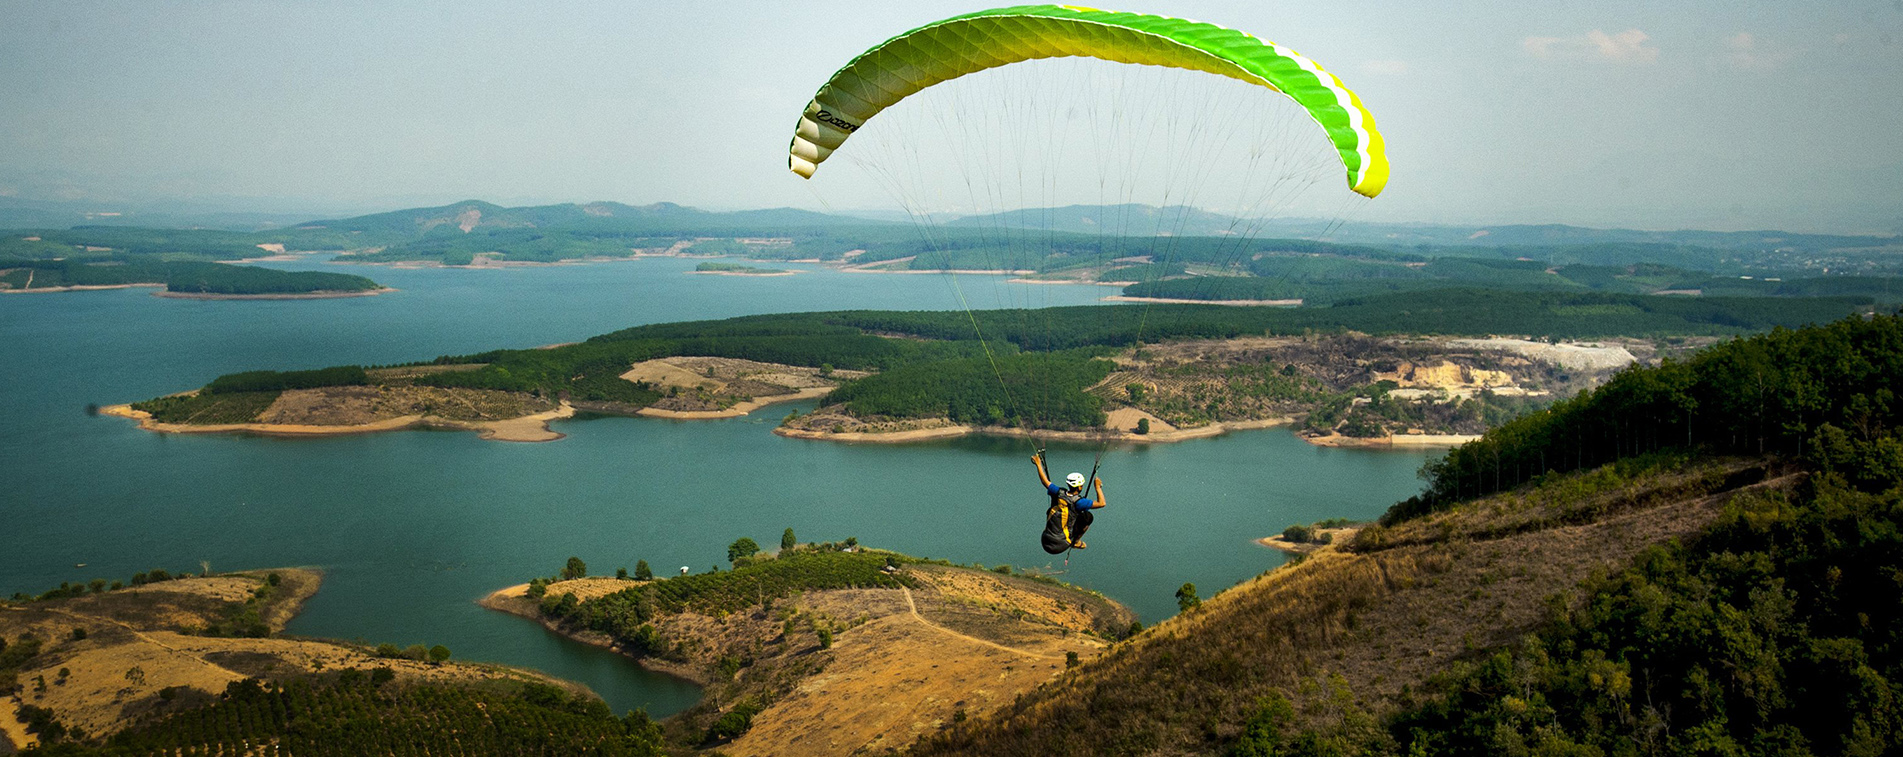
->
[1281, 524, 1315, 543]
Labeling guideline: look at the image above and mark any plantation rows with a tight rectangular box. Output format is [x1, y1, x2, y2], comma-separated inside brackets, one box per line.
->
[54, 677, 663, 756]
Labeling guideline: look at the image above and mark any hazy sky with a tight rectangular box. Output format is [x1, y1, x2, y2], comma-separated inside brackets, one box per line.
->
[2, 1, 1900, 232]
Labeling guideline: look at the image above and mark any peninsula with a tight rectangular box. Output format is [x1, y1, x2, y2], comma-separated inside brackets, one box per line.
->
[481, 540, 1134, 755]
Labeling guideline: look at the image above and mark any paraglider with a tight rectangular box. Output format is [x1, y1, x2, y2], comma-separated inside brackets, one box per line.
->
[1034, 448, 1104, 555]
[788, 5, 1392, 557]
[787, 4, 1388, 197]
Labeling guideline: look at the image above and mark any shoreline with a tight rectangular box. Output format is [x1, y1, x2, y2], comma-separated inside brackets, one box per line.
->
[154, 288, 391, 301]
[101, 401, 578, 443]
[1303, 431, 1480, 448]
[1255, 526, 1363, 554]
[635, 386, 833, 420]
[1, 282, 166, 294]
[477, 584, 709, 686]
[774, 416, 1295, 445]
[2, 283, 388, 299]
[1101, 295, 1304, 307]
[688, 269, 796, 277]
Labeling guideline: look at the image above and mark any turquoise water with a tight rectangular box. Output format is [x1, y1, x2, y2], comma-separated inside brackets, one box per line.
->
[0, 257, 1432, 716]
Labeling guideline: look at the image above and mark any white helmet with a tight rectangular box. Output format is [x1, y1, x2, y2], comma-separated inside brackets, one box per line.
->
[1065, 472, 1086, 488]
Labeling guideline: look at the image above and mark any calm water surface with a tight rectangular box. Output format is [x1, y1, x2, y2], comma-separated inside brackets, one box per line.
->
[0, 257, 1432, 715]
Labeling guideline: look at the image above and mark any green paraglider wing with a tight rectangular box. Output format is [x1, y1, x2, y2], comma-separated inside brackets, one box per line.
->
[788, 4, 1389, 198]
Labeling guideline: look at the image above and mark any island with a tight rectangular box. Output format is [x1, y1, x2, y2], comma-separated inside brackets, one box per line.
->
[693, 261, 793, 276]
[481, 537, 1134, 754]
[106, 294, 1854, 448]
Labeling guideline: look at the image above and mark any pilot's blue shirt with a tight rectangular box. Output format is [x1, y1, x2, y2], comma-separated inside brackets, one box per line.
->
[1047, 483, 1094, 510]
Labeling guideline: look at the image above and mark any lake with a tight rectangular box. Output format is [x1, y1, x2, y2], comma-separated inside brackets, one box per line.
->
[0, 256, 1433, 716]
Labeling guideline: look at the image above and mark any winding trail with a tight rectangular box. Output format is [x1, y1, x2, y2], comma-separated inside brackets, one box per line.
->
[896, 584, 1065, 661]
[41, 606, 244, 681]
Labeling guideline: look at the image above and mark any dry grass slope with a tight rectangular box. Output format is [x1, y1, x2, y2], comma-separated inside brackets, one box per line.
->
[910, 457, 1795, 756]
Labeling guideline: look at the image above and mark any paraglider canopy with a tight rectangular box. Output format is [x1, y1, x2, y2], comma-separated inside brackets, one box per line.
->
[788, 4, 1388, 198]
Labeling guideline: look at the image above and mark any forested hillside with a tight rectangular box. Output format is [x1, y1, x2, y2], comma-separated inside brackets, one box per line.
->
[913, 312, 1903, 756]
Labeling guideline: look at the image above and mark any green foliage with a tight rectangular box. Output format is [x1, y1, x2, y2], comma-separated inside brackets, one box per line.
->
[828, 351, 1113, 430]
[634, 560, 653, 581]
[428, 645, 450, 664]
[782, 528, 797, 552]
[1388, 470, 1903, 756]
[0, 256, 381, 294]
[705, 700, 762, 743]
[1135, 417, 1151, 435]
[1228, 693, 1297, 757]
[203, 365, 368, 394]
[1281, 524, 1316, 543]
[697, 261, 786, 274]
[130, 391, 279, 424]
[1175, 582, 1201, 612]
[562, 556, 587, 580]
[1395, 312, 1903, 522]
[727, 538, 761, 566]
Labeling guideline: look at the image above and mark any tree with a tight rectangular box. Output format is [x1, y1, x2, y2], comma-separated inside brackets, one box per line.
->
[634, 560, 652, 581]
[428, 645, 451, 664]
[782, 528, 797, 552]
[728, 538, 761, 565]
[1135, 417, 1151, 435]
[1175, 583, 1201, 612]
[562, 556, 587, 580]
[616, 566, 628, 580]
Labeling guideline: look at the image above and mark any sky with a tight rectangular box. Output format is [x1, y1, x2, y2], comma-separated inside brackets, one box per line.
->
[1, 0, 1900, 233]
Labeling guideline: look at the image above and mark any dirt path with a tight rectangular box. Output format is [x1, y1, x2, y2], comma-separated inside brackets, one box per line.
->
[899, 586, 1065, 662]
[42, 606, 245, 681]
[0, 696, 34, 751]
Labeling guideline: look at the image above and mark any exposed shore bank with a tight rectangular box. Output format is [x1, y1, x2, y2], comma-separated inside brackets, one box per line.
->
[101, 401, 578, 443]
[773, 417, 1295, 445]
[153, 288, 391, 300]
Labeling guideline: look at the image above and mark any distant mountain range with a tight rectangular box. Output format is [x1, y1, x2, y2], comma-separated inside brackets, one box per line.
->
[2, 196, 1893, 256]
[297, 200, 877, 237]
[940, 203, 1894, 253]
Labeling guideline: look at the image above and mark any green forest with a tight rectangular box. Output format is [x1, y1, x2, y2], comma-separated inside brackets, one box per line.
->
[0, 259, 381, 295]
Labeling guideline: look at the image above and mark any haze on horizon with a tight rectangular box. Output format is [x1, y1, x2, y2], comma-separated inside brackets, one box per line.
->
[2, 0, 1900, 234]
